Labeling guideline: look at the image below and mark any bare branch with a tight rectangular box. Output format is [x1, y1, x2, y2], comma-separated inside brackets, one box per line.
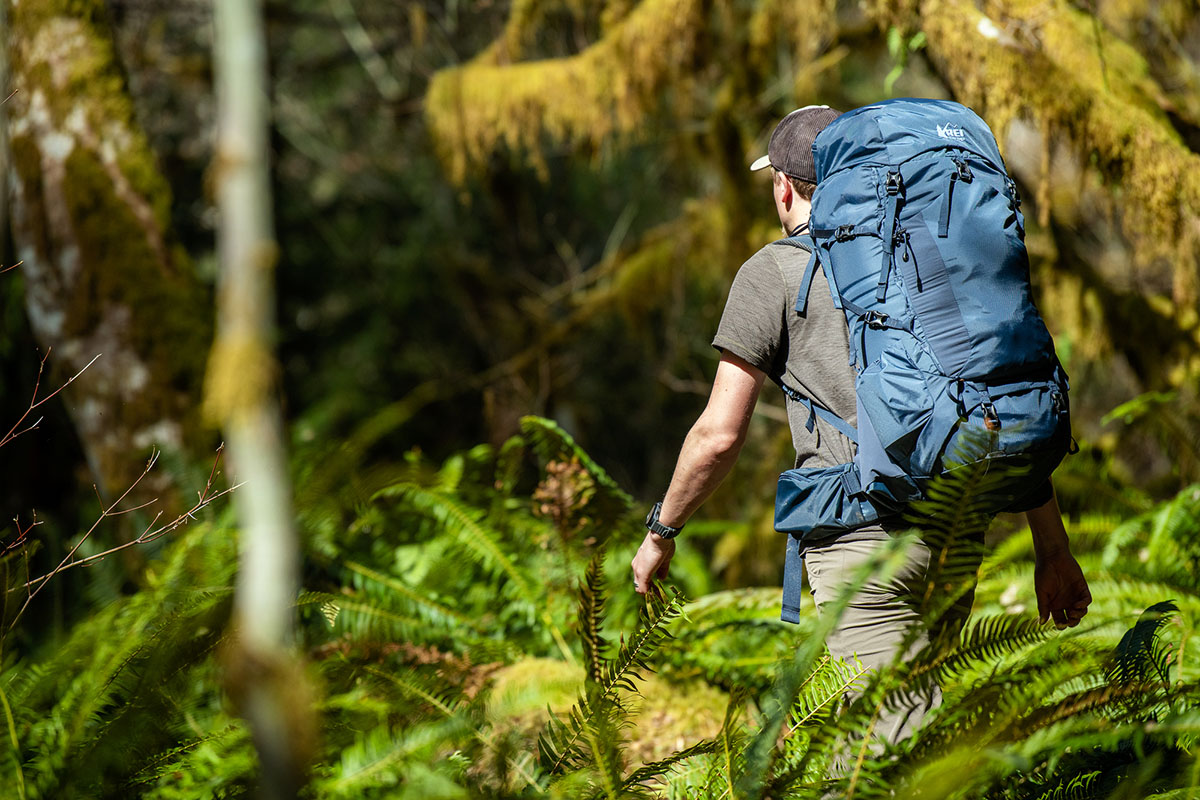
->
[0, 260, 22, 274]
[0, 351, 102, 450]
[5, 448, 236, 633]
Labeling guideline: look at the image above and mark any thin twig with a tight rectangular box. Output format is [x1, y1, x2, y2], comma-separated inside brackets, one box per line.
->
[6, 448, 237, 633]
[0, 351, 102, 449]
[0, 260, 22, 275]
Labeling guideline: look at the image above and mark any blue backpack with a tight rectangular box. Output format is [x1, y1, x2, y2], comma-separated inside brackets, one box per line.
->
[774, 98, 1072, 623]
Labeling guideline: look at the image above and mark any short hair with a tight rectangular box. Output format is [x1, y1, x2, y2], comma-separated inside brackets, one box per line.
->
[787, 175, 816, 201]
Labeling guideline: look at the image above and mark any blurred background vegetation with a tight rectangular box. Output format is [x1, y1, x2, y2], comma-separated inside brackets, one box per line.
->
[2, 0, 1200, 796]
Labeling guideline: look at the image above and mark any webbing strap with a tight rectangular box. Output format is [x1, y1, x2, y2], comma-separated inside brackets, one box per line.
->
[812, 225, 875, 242]
[878, 171, 903, 302]
[840, 297, 914, 332]
[781, 534, 804, 624]
[900, 220, 973, 376]
[938, 173, 958, 238]
[938, 159, 973, 238]
[779, 382, 859, 443]
[795, 250, 819, 316]
[771, 235, 820, 317]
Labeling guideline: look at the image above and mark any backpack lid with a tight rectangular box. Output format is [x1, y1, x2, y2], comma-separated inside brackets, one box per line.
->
[812, 98, 1007, 183]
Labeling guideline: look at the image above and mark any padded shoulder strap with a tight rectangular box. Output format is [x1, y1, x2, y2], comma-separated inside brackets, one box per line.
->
[772, 235, 821, 317]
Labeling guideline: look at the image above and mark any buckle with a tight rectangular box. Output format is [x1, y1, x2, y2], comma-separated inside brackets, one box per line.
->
[864, 310, 890, 329]
[953, 158, 974, 183]
[835, 224, 855, 242]
[885, 171, 903, 196]
[981, 401, 1001, 432]
[1006, 177, 1021, 207]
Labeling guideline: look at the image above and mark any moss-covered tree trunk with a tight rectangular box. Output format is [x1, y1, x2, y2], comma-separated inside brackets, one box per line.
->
[5, 0, 210, 500]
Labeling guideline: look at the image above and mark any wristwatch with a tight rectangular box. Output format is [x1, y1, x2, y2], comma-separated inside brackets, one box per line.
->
[645, 502, 684, 539]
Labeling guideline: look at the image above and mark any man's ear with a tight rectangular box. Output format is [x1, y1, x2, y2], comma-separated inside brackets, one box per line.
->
[779, 175, 794, 210]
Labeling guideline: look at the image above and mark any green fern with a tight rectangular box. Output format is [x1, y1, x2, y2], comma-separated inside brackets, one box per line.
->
[538, 588, 685, 775]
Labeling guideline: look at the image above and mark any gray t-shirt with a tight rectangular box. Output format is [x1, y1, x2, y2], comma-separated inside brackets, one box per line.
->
[712, 239, 888, 543]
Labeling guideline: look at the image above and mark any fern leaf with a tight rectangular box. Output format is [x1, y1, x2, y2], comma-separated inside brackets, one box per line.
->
[519, 416, 633, 524]
[579, 548, 610, 686]
[382, 483, 540, 607]
[538, 589, 686, 776]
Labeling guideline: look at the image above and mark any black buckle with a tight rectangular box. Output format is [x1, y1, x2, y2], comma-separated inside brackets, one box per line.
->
[864, 310, 890, 329]
[885, 171, 903, 196]
[835, 224, 855, 242]
[953, 158, 973, 183]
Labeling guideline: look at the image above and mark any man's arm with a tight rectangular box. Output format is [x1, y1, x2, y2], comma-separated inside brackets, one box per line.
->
[631, 351, 766, 595]
[1026, 487, 1092, 626]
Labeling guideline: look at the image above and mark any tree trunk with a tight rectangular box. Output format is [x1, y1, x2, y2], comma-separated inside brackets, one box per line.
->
[207, 0, 314, 796]
[5, 0, 211, 501]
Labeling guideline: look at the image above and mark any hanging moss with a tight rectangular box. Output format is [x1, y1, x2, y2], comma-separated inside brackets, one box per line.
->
[907, 0, 1200, 313]
[426, 0, 705, 183]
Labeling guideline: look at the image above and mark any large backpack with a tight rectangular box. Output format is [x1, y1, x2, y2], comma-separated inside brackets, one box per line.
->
[773, 98, 1072, 623]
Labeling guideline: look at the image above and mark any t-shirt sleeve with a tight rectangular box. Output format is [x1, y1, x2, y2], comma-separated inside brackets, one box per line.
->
[711, 248, 787, 374]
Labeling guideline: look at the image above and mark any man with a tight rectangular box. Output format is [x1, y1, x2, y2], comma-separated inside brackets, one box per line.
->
[631, 105, 1092, 743]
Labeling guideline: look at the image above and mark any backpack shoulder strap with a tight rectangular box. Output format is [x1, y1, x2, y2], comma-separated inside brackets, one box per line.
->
[772, 235, 821, 316]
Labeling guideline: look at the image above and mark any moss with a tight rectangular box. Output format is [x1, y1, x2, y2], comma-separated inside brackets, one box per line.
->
[8, 135, 50, 265]
[912, 0, 1200, 309]
[60, 146, 209, 396]
[9, 0, 213, 495]
[203, 335, 281, 426]
[425, 0, 705, 184]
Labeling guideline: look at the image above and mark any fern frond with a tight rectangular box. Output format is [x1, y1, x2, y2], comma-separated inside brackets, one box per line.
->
[789, 654, 869, 730]
[363, 665, 465, 718]
[380, 484, 540, 606]
[1108, 601, 1179, 688]
[519, 416, 633, 523]
[342, 559, 481, 630]
[622, 736, 720, 788]
[579, 548, 610, 686]
[538, 588, 686, 776]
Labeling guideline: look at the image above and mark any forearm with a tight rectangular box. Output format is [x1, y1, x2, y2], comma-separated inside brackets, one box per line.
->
[658, 417, 746, 528]
[1025, 487, 1071, 561]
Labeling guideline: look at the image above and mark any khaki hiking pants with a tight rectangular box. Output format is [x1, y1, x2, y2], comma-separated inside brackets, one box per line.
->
[803, 534, 983, 745]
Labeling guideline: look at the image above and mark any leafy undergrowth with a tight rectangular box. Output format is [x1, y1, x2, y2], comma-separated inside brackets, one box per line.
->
[2, 418, 1200, 798]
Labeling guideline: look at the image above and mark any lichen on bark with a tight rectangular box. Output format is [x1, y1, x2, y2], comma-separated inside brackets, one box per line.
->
[6, 0, 211, 501]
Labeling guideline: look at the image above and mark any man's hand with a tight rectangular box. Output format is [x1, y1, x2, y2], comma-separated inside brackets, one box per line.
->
[1034, 551, 1092, 627]
[631, 531, 676, 595]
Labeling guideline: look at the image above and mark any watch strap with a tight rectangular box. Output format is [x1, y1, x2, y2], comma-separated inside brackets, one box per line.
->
[645, 501, 683, 539]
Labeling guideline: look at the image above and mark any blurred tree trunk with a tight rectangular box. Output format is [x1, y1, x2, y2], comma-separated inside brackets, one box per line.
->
[206, 0, 313, 797]
[1, 0, 8, 268]
[5, 0, 211, 502]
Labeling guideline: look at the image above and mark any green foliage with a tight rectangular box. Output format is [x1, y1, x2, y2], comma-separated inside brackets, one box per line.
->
[8, 424, 1200, 798]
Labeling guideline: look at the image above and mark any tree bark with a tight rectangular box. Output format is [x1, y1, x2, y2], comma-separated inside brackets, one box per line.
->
[5, 0, 211, 501]
[207, 0, 313, 796]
